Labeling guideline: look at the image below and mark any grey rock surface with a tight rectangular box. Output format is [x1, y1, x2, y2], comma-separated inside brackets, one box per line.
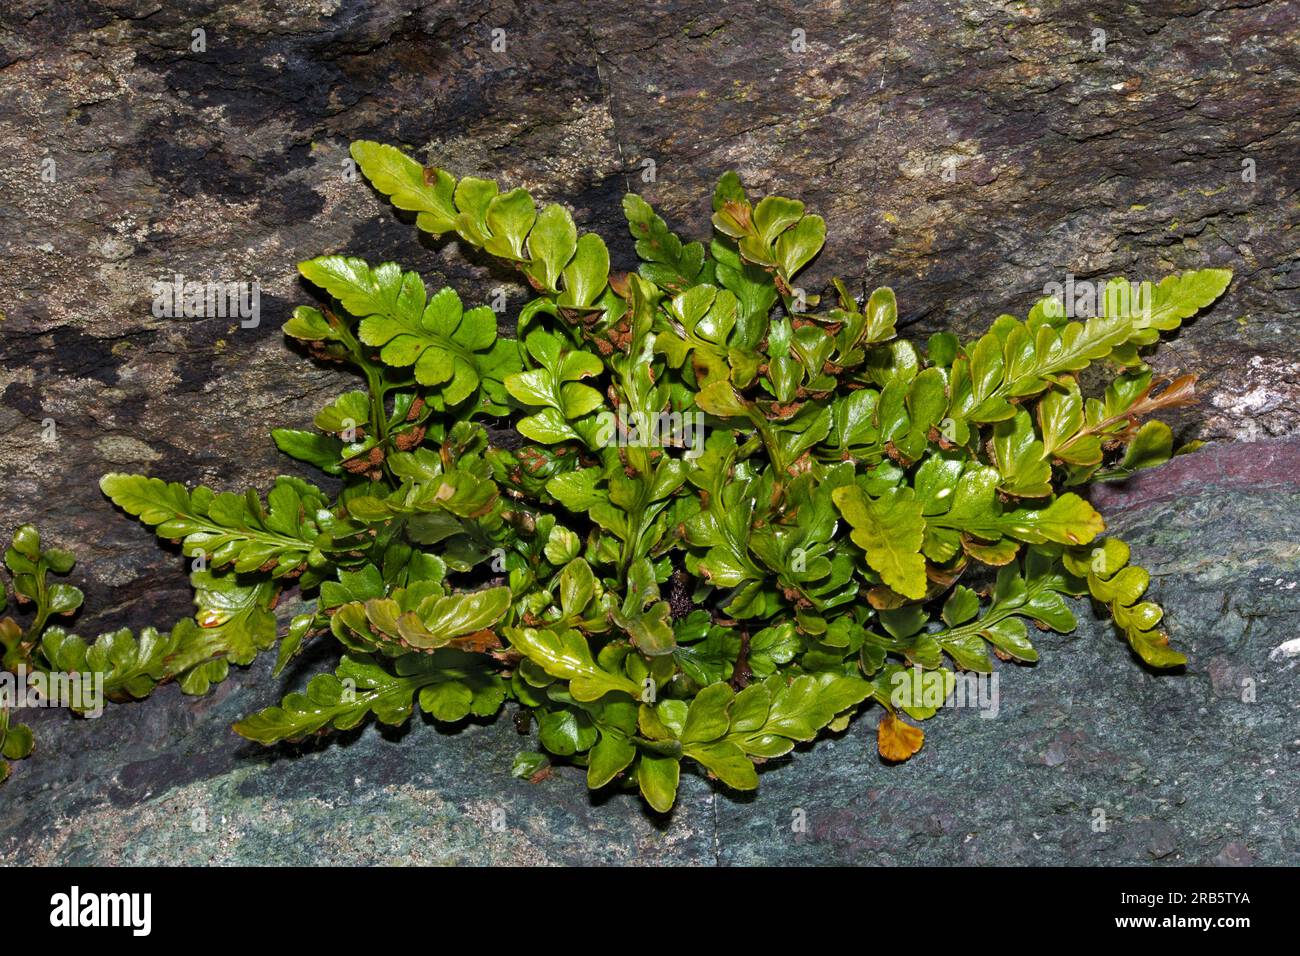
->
[0, 0, 1296, 863]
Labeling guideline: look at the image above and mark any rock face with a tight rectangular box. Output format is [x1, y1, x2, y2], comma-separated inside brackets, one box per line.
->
[0, 1, 1296, 864]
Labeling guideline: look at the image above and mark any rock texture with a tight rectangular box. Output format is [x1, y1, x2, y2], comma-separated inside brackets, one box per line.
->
[0, 0, 1296, 863]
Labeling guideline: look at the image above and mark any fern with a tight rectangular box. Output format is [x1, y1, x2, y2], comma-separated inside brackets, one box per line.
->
[0, 142, 1233, 813]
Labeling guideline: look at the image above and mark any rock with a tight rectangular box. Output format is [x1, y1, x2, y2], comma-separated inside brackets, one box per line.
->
[1215, 841, 1254, 867]
[0, 0, 1297, 863]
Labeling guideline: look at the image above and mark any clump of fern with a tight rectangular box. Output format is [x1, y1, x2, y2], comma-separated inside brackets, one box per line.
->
[0, 141, 1229, 810]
